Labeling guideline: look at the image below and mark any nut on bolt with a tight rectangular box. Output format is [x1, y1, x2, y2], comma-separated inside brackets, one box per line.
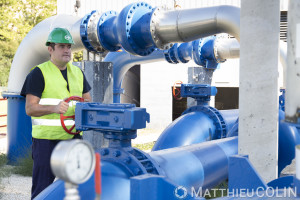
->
[113, 150, 121, 157]
[101, 149, 109, 156]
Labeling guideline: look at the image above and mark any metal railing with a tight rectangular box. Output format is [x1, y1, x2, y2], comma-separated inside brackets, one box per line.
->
[0, 98, 7, 135]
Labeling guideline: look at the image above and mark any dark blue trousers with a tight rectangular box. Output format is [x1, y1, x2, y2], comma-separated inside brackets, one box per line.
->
[31, 135, 82, 199]
[31, 138, 60, 199]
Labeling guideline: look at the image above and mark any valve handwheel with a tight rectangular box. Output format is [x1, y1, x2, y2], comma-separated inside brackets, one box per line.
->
[172, 81, 183, 100]
[60, 96, 84, 135]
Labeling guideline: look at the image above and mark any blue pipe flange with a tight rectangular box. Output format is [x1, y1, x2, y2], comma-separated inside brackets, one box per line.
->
[279, 89, 285, 111]
[100, 147, 163, 176]
[150, 7, 174, 50]
[164, 43, 179, 64]
[183, 106, 227, 139]
[163, 49, 173, 64]
[193, 39, 205, 66]
[169, 43, 179, 63]
[116, 2, 156, 56]
[80, 10, 105, 52]
[193, 37, 220, 69]
[113, 88, 125, 95]
[98, 11, 121, 52]
[213, 35, 227, 63]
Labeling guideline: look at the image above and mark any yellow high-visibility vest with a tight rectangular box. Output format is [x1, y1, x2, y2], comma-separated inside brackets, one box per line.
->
[31, 60, 83, 140]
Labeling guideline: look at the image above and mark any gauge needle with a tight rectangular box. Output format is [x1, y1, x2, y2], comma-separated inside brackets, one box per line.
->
[77, 155, 80, 169]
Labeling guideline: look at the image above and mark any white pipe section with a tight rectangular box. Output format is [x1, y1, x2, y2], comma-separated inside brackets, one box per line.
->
[279, 40, 287, 88]
[7, 15, 84, 93]
[151, 5, 240, 50]
[214, 38, 287, 88]
[297, 145, 300, 179]
[214, 38, 240, 61]
[285, 0, 300, 122]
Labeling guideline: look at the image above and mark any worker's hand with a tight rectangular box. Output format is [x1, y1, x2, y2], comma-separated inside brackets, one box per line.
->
[55, 101, 69, 114]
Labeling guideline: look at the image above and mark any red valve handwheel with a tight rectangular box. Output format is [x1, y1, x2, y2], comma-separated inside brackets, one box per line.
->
[172, 81, 183, 100]
[60, 96, 84, 135]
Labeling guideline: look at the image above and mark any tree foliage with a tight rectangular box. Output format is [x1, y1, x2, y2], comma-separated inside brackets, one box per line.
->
[0, 0, 57, 86]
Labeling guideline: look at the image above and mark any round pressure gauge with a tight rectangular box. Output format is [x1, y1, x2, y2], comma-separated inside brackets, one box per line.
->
[51, 139, 96, 184]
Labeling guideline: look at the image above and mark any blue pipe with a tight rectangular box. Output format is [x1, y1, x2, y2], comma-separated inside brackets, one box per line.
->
[1, 93, 32, 164]
[81, 2, 156, 56]
[35, 160, 131, 200]
[152, 109, 239, 151]
[103, 49, 165, 103]
[105, 38, 223, 103]
[36, 137, 238, 200]
[164, 36, 221, 69]
[149, 137, 238, 191]
[154, 106, 300, 175]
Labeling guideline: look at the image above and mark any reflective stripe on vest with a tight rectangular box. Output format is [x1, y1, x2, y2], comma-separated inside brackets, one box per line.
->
[39, 98, 77, 106]
[32, 119, 75, 126]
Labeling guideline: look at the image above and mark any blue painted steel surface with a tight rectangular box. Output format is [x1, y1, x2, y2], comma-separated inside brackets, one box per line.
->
[131, 174, 201, 200]
[181, 84, 217, 105]
[228, 155, 267, 192]
[219, 110, 239, 134]
[193, 36, 220, 69]
[75, 103, 150, 133]
[2, 94, 32, 163]
[279, 88, 286, 111]
[149, 137, 238, 191]
[278, 110, 300, 174]
[177, 41, 193, 63]
[80, 2, 157, 56]
[98, 11, 120, 52]
[163, 37, 221, 69]
[36, 131, 238, 200]
[152, 111, 217, 150]
[103, 49, 165, 103]
[227, 110, 300, 175]
[153, 107, 238, 151]
[116, 2, 155, 56]
[214, 190, 298, 199]
[214, 156, 298, 199]
[80, 10, 98, 52]
[268, 175, 294, 189]
[36, 160, 132, 200]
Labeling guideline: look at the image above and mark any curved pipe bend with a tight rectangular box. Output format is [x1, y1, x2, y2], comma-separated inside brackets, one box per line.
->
[7, 15, 84, 93]
[104, 49, 165, 103]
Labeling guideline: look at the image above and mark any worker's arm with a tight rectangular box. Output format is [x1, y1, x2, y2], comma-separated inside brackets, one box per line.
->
[83, 92, 92, 102]
[25, 94, 69, 117]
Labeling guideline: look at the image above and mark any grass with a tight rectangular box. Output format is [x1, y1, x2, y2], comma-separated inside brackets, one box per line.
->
[13, 151, 33, 177]
[133, 141, 155, 151]
[205, 181, 228, 199]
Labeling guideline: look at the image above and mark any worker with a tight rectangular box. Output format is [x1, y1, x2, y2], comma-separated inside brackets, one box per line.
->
[21, 27, 91, 199]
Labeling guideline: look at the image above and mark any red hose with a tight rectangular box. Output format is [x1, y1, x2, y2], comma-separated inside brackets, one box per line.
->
[95, 153, 101, 199]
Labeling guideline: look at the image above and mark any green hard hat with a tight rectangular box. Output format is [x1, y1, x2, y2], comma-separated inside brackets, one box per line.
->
[45, 28, 75, 46]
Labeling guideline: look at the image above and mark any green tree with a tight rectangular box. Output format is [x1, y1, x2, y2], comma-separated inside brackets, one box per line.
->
[0, 0, 57, 86]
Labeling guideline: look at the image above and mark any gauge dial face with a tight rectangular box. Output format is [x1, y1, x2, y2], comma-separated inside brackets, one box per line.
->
[65, 142, 95, 184]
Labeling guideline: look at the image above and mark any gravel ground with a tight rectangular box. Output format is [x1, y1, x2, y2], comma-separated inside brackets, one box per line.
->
[0, 173, 31, 200]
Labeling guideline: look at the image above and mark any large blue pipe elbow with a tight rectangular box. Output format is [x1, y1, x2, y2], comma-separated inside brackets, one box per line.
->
[153, 109, 239, 151]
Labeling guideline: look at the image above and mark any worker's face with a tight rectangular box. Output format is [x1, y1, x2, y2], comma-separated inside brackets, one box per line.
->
[48, 43, 72, 67]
